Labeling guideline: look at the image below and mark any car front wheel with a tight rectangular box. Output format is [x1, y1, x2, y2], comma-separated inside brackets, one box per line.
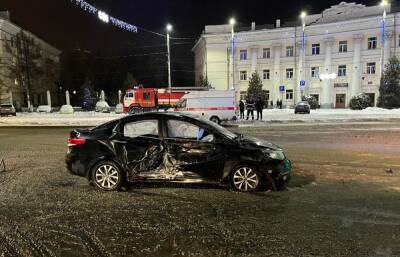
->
[230, 166, 262, 192]
[92, 161, 124, 191]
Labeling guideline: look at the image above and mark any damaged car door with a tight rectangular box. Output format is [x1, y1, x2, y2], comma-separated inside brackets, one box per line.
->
[163, 119, 225, 181]
[113, 119, 165, 180]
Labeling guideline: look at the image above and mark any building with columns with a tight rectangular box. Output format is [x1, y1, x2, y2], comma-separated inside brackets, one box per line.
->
[193, 2, 399, 108]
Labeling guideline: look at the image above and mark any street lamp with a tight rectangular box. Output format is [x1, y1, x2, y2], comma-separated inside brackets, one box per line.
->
[229, 17, 236, 96]
[166, 23, 173, 105]
[380, 0, 388, 78]
[299, 11, 307, 102]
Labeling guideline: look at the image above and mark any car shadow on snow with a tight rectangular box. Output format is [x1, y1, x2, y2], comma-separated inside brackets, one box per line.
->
[125, 181, 228, 191]
[286, 172, 316, 189]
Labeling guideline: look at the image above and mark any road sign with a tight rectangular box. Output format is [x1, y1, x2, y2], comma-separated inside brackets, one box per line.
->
[279, 85, 285, 92]
[300, 80, 306, 91]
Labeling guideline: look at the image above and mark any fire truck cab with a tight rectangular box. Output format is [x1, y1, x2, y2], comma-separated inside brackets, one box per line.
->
[122, 86, 185, 113]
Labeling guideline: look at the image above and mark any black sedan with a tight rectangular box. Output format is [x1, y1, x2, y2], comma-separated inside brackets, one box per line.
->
[294, 101, 311, 114]
[66, 113, 292, 192]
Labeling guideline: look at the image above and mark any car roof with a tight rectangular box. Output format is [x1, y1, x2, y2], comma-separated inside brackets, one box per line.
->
[123, 112, 199, 121]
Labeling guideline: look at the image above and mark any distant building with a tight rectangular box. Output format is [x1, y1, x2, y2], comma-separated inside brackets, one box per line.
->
[0, 12, 61, 108]
[193, 2, 399, 108]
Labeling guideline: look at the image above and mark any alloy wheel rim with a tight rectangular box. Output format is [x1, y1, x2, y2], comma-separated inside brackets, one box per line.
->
[233, 167, 259, 191]
[95, 165, 119, 189]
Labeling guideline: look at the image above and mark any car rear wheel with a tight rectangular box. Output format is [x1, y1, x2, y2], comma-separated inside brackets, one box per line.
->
[92, 161, 124, 191]
[230, 166, 261, 192]
[210, 116, 220, 124]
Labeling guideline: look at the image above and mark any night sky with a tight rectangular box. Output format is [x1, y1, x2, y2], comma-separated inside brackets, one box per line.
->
[1, 0, 378, 86]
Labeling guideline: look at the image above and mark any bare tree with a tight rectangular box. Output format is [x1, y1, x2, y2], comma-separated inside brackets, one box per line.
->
[3, 30, 48, 109]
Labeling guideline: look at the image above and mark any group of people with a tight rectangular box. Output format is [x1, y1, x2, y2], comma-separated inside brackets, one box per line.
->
[239, 97, 265, 121]
[239, 98, 285, 121]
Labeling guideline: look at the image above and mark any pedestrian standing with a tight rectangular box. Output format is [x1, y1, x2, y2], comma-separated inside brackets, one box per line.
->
[246, 98, 255, 120]
[270, 100, 273, 109]
[239, 100, 245, 119]
[256, 97, 264, 120]
[276, 100, 279, 109]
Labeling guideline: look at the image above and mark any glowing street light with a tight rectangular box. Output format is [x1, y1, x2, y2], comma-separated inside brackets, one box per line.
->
[166, 23, 173, 104]
[98, 11, 110, 23]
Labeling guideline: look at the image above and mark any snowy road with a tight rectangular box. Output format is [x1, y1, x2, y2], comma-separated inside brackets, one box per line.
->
[0, 108, 399, 127]
[0, 123, 399, 256]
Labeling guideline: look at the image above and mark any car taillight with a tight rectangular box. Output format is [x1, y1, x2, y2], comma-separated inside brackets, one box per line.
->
[67, 138, 86, 147]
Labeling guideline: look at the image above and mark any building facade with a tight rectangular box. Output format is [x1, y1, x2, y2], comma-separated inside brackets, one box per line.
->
[193, 2, 400, 108]
[0, 11, 61, 109]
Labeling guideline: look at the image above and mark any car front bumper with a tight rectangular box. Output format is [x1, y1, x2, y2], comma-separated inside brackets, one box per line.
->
[279, 159, 292, 182]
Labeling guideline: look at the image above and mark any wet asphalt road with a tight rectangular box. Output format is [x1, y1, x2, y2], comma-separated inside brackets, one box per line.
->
[0, 122, 399, 257]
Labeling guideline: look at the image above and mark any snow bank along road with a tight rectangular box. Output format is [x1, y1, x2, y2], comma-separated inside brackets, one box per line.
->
[0, 108, 400, 127]
[0, 122, 399, 256]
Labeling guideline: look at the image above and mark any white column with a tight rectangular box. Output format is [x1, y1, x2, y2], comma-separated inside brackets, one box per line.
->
[321, 37, 334, 109]
[65, 90, 71, 106]
[46, 90, 52, 107]
[273, 43, 282, 103]
[118, 90, 122, 104]
[351, 34, 363, 97]
[250, 46, 258, 74]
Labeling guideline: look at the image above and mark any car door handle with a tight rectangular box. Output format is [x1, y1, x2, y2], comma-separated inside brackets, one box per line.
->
[113, 140, 128, 144]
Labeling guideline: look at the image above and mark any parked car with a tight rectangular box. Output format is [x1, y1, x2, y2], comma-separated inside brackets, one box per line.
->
[294, 101, 311, 114]
[36, 105, 52, 113]
[66, 112, 292, 192]
[95, 101, 111, 113]
[0, 104, 16, 116]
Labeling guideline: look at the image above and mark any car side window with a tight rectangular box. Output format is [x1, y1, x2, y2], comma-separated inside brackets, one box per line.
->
[167, 120, 214, 142]
[124, 120, 159, 139]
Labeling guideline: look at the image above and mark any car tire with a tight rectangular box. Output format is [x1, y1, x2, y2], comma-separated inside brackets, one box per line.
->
[210, 116, 220, 124]
[230, 165, 262, 192]
[92, 161, 124, 191]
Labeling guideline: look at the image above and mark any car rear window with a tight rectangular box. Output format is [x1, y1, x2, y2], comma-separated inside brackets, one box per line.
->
[124, 120, 159, 139]
[1, 104, 12, 108]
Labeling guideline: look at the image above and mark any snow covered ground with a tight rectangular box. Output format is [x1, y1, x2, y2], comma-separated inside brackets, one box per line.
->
[0, 112, 128, 127]
[0, 108, 399, 127]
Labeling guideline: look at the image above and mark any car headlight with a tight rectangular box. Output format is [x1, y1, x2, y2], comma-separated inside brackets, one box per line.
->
[265, 150, 285, 161]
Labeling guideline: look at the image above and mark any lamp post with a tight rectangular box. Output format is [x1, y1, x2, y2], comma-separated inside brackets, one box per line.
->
[166, 23, 173, 106]
[380, 0, 388, 78]
[229, 18, 237, 106]
[298, 11, 307, 103]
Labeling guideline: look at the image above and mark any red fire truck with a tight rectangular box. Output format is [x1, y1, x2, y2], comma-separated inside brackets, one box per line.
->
[122, 86, 187, 113]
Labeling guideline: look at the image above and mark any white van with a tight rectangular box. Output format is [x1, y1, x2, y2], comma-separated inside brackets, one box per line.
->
[173, 91, 236, 123]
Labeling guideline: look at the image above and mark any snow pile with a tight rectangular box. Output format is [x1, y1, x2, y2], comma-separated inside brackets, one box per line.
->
[0, 112, 128, 127]
[0, 108, 399, 127]
[235, 108, 400, 125]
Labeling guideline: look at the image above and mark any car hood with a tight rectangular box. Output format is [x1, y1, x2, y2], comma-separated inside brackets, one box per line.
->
[237, 135, 282, 151]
